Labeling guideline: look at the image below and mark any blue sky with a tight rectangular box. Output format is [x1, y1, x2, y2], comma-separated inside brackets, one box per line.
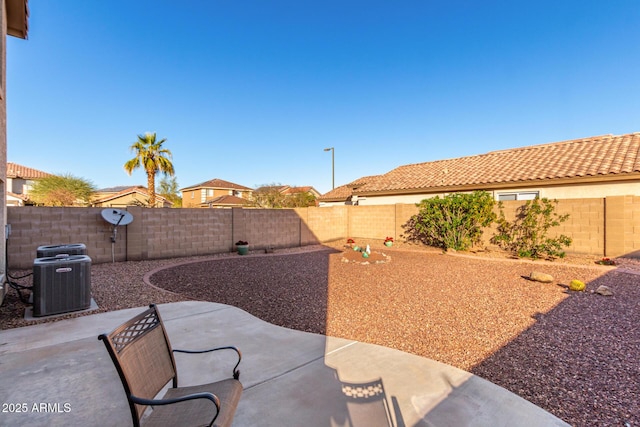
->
[7, 1, 640, 195]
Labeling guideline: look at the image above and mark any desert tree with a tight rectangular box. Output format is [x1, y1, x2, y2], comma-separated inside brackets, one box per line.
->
[158, 176, 182, 207]
[28, 173, 96, 206]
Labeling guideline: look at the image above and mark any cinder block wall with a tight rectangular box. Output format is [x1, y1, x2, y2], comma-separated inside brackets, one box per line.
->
[129, 207, 234, 260]
[298, 206, 348, 243]
[348, 205, 396, 239]
[554, 198, 605, 255]
[7, 196, 640, 269]
[6, 206, 326, 268]
[234, 208, 306, 249]
[395, 203, 420, 240]
[6, 207, 120, 267]
[604, 195, 640, 257]
[483, 199, 606, 256]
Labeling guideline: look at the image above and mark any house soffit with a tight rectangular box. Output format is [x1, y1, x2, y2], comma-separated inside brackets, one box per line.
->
[7, 0, 29, 39]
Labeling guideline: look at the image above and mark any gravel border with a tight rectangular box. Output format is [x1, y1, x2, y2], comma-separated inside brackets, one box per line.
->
[1, 242, 638, 426]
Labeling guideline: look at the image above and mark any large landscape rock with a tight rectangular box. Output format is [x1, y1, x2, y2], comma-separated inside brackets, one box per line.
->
[529, 271, 554, 283]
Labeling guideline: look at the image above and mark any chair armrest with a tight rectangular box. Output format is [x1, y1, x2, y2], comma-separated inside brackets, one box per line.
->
[130, 391, 220, 413]
[173, 346, 242, 380]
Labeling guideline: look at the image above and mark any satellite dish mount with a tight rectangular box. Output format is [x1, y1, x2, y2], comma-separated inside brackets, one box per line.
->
[101, 209, 134, 262]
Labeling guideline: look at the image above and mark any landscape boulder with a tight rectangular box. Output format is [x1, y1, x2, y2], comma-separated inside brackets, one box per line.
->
[529, 271, 554, 283]
[595, 285, 614, 296]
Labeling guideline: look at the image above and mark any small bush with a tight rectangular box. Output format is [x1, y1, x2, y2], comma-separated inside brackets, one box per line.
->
[403, 191, 496, 251]
[491, 197, 572, 259]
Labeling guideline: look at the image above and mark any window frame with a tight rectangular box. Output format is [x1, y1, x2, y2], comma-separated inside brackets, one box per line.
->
[497, 191, 539, 201]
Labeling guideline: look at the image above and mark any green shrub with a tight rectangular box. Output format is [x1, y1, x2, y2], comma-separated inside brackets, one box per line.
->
[491, 197, 572, 259]
[403, 191, 496, 251]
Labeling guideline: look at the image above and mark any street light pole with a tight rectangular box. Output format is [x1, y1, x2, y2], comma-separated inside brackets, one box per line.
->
[323, 147, 334, 190]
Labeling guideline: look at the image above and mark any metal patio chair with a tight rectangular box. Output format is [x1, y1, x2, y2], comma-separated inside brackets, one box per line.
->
[98, 304, 242, 427]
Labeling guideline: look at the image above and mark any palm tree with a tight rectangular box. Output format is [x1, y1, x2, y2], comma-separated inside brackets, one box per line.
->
[124, 132, 175, 207]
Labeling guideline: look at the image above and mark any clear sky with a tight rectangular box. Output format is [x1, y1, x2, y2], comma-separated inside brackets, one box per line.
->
[7, 1, 640, 195]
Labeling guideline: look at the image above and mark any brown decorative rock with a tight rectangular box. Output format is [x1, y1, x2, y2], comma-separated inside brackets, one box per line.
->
[595, 285, 614, 296]
[529, 271, 554, 283]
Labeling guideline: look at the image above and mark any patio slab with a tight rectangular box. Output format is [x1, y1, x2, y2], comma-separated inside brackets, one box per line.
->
[0, 301, 569, 426]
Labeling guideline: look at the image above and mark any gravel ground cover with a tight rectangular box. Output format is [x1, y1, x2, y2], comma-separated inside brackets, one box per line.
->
[1, 242, 638, 426]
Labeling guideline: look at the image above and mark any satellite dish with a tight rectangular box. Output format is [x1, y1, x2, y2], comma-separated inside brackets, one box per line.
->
[101, 209, 133, 226]
[101, 209, 134, 262]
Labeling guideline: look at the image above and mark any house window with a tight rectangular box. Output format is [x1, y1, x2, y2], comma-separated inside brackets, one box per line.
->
[497, 191, 539, 201]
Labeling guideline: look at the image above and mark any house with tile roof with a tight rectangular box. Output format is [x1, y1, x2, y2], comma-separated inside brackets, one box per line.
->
[202, 194, 252, 208]
[91, 185, 172, 208]
[180, 178, 253, 208]
[254, 184, 321, 199]
[6, 162, 52, 206]
[318, 133, 640, 206]
[280, 185, 321, 198]
[318, 176, 380, 206]
[252, 185, 320, 207]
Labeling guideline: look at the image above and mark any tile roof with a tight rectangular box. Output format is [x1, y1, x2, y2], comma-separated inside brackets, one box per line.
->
[204, 195, 251, 206]
[181, 178, 253, 192]
[354, 133, 640, 195]
[95, 185, 142, 193]
[92, 186, 170, 205]
[318, 175, 381, 201]
[255, 185, 320, 196]
[255, 185, 288, 193]
[281, 186, 319, 195]
[7, 162, 51, 179]
[317, 184, 353, 201]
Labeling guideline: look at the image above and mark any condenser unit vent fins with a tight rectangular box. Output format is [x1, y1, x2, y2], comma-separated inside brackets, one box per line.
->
[36, 243, 87, 258]
[33, 255, 92, 317]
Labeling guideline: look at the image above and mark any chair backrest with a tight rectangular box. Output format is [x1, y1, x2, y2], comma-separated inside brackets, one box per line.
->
[99, 304, 178, 425]
[341, 378, 394, 427]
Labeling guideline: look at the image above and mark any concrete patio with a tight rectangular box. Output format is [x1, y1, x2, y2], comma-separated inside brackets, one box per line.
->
[0, 301, 569, 426]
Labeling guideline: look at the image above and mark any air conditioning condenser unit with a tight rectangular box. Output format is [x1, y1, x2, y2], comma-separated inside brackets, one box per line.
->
[33, 255, 92, 317]
[36, 243, 87, 258]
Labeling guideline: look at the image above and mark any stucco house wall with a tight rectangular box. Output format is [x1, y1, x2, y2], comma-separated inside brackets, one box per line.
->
[0, 2, 7, 304]
[1, 0, 28, 306]
[352, 180, 640, 206]
[181, 179, 253, 208]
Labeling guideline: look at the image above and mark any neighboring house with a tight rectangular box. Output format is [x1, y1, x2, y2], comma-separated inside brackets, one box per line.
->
[2, 0, 30, 306]
[92, 185, 172, 208]
[180, 178, 253, 208]
[318, 176, 380, 206]
[254, 184, 287, 194]
[254, 184, 321, 198]
[281, 185, 321, 199]
[202, 195, 252, 208]
[253, 185, 320, 207]
[6, 162, 51, 206]
[319, 133, 640, 206]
